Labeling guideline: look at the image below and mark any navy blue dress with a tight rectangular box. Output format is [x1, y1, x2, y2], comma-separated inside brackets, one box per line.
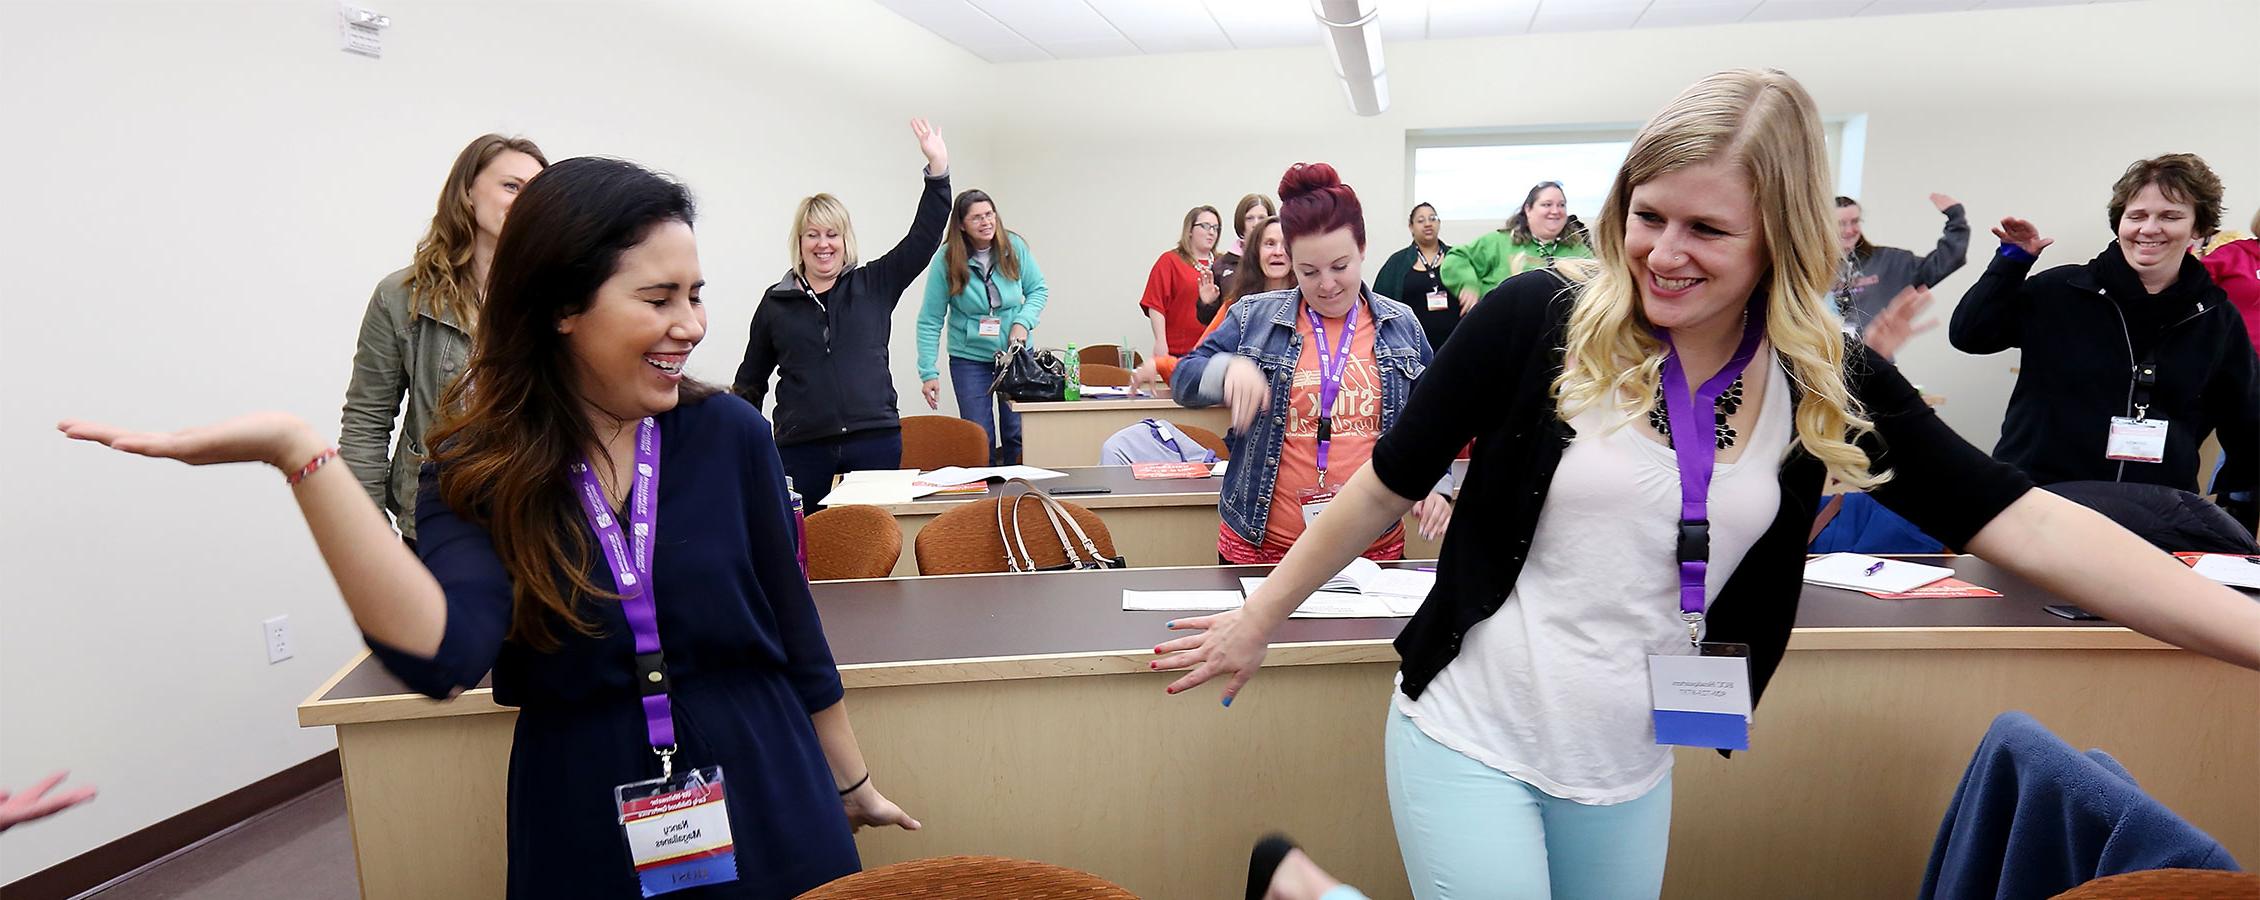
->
[366, 393, 859, 898]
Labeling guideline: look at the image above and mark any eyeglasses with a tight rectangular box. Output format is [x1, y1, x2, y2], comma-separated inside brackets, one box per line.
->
[1191, 222, 1221, 232]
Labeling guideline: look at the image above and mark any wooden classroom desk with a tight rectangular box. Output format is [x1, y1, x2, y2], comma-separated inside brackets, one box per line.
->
[861, 461, 1469, 577]
[299, 558, 2259, 900]
[1006, 393, 1231, 468]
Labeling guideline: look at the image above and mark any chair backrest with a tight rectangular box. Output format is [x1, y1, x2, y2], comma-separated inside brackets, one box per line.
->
[2050, 869, 2260, 899]
[1173, 421, 1230, 460]
[795, 855, 1136, 899]
[1079, 363, 1133, 387]
[899, 415, 988, 471]
[802, 505, 901, 580]
[914, 494, 1118, 575]
[1077, 344, 1141, 368]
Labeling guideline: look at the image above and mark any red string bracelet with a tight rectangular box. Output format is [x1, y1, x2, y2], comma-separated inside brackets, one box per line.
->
[287, 447, 340, 486]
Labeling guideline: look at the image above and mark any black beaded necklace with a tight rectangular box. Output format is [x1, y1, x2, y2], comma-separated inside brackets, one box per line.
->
[1648, 373, 1746, 450]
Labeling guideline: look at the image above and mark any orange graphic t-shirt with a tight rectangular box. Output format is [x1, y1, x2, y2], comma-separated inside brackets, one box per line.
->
[1218, 301, 1405, 563]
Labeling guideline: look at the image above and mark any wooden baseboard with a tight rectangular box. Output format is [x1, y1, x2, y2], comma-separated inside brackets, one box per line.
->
[1, 750, 342, 900]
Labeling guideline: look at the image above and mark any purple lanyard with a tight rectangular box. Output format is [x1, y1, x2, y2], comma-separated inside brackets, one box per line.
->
[568, 418, 677, 770]
[1304, 299, 1360, 478]
[1656, 311, 1766, 645]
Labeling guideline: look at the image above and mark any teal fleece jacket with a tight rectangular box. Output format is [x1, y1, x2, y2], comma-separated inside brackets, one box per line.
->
[916, 232, 1049, 381]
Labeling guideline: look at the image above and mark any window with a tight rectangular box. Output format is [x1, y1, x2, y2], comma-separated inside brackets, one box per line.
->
[1406, 119, 1860, 226]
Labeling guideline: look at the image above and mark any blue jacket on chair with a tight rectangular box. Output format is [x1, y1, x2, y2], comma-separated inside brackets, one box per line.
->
[1920, 711, 2239, 900]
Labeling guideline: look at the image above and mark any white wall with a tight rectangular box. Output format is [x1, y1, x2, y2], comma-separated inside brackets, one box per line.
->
[0, 0, 994, 882]
[985, 0, 2260, 449]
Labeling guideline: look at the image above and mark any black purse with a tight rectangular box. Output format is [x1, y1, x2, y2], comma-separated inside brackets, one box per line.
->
[991, 344, 1068, 403]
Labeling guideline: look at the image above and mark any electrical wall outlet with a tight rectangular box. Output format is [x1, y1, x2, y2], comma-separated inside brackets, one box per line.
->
[263, 615, 293, 664]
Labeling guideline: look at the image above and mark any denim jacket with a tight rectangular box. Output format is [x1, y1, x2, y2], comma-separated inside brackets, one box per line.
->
[1170, 285, 1450, 545]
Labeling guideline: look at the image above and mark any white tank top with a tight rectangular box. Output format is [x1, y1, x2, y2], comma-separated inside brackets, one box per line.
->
[1395, 358, 1794, 804]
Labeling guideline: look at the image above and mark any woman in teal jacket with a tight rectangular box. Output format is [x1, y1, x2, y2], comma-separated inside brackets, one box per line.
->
[917, 189, 1048, 465]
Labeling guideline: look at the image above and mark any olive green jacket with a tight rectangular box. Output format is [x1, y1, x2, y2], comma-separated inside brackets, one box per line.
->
[338, 267, 471, 541]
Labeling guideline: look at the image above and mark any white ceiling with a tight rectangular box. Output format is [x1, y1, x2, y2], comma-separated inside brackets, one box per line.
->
[874, 0, 2121, 63]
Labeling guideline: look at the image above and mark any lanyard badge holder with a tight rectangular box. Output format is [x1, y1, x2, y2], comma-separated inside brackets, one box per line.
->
[1646, 312, 1765, 752]
[976, 262, 1005, 338]
[573, 420, 741, 897]
[1298, 302, 1359, 526]
[2106, 362, 2169, 464]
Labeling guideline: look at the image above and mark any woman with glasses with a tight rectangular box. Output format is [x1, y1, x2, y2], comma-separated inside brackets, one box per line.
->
[915, 189, 1048, 465]
[1140, 206, 1224, 367]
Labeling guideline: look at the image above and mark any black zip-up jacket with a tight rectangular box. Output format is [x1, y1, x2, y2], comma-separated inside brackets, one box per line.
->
[1949, 243, 2258, 496]
[734, 169, 950, 446]
[1372, 271, 2032, 723]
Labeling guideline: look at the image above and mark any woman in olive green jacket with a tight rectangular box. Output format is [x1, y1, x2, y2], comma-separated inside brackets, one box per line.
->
[339, 135, 545, 544]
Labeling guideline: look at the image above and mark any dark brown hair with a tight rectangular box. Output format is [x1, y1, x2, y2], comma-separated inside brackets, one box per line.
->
[1232, 193, 1277, 238]
[2108, 153, 2222, 237]
[427, 157, 711, 651]
[1834, 196, 1874, 258]
[943, 189, 1020, 296]
[1506, 180, 1584, 248]
[1224, 216, 1287, 307]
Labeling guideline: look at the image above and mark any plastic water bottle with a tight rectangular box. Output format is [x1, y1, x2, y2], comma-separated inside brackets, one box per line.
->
[1063, 342, 1082, 401]
[786, 477, 809, 579]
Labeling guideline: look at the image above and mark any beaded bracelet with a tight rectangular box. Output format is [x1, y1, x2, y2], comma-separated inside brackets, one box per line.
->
[287, 447, 341, 486]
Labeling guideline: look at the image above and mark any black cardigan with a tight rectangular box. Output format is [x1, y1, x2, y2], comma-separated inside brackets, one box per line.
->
[1370, 271, 2034, 711]
[734, 169, 951, 447]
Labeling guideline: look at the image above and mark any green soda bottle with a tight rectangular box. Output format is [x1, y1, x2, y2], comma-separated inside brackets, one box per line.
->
[1063, 343, 1081, 401]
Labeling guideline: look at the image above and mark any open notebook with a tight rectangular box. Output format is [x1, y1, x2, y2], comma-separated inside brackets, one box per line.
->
[1123, 559, 1434, 618]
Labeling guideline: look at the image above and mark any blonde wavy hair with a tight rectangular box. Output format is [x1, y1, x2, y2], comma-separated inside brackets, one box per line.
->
[1553, 68, 1884, 489]
[406, 134, 548, 332]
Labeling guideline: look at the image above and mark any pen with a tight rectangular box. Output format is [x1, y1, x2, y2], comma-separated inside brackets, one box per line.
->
[1863, 560, 1886, 577]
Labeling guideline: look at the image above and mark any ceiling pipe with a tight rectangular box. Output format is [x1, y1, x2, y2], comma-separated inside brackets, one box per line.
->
[1313, 0, 1388, 116]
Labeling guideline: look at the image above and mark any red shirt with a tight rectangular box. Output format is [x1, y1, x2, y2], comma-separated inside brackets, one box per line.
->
[1139, 251, 1213, 356]
[2201, 238, 2260, 351]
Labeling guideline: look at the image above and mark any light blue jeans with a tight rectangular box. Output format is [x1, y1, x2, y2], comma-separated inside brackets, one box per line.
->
[1382, 707, 1673, 899]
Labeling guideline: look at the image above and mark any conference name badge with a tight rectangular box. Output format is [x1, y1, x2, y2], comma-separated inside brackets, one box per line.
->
[1648, 643, 1753, 751]
[2105, 416, 2168, 463]
[1426, 288, 1449, 312]
[978, 316, 1003, 338]
[616, 767, 739, 897]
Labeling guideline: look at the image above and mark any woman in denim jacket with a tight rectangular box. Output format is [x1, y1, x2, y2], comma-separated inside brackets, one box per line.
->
[1171, 163, 1453, 565]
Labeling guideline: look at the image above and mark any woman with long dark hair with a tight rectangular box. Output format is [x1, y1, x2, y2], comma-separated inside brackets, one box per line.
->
[915, 188, 1048, 465]
[341, 134, 546, 546]
[65, 157, 918, 899]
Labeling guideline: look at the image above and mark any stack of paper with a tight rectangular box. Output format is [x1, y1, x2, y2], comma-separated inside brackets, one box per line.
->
[1802, 553, 1953, 593]
[1121, 590, 1245, 612]
[819, 470, 920, 507]
[1078, 385, 1151, 399]
[2188, 554, 2260, 590]
[1241, 559, 1435, 618]
[918, 465, 1069, 487]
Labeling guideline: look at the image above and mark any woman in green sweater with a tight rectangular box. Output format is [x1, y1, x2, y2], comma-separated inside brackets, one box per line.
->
[916, 189, 1048, 465]
[1439, 180, 1593, 310]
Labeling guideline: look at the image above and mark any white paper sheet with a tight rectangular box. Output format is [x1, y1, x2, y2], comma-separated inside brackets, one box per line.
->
[2190, 554, 2260, 590]
[1121, 590, 1246, 612]
[918, 465, 1070, 486]
[1801, 553, 1954, 593]
[820, 470, 919, 506]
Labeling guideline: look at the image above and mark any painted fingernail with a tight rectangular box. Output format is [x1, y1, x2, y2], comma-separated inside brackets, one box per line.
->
[1221, 696, 1233, 708]
[1164, 620, 1175, 628]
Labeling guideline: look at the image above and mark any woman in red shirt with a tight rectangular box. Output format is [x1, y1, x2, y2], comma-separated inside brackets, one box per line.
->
[1141, 205, 1223, 364]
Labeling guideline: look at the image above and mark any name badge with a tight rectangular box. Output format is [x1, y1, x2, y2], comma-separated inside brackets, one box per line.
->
[1299, 487, 1338, 527]
[616, 767, 739, 896]
[978, 316, 1003, 337]
[1426, 289, 1449, 312]
[1648, 644, 1753, 750]
[2105, 416, 2169, 463]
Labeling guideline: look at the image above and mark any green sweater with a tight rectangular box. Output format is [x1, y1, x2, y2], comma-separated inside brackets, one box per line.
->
[1437, 230, 1593, 299]
[917, 232, 1048, 381]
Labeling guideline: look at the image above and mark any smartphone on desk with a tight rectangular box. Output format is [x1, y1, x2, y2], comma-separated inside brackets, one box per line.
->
[2043, 603, 2105, 621]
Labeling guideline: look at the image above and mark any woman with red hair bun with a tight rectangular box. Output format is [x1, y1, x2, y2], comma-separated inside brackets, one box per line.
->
[1166, 163, 1455, 565]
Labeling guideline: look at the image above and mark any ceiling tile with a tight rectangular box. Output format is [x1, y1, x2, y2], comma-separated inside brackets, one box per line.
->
[1083, 0, 1235, 52]
[1636, 1, 1763, 28]
[1378, 0, 1431, 40]
[1425, 0, 1543, 37]
[1742, 0, 1875, 22]
[1529, 0, 1649, 34]
[965, 0, 1122, 43]
[874, 0, 1049, 57]
[1857, 0, 1983, 13]
[1206, 0, 1321, 48]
